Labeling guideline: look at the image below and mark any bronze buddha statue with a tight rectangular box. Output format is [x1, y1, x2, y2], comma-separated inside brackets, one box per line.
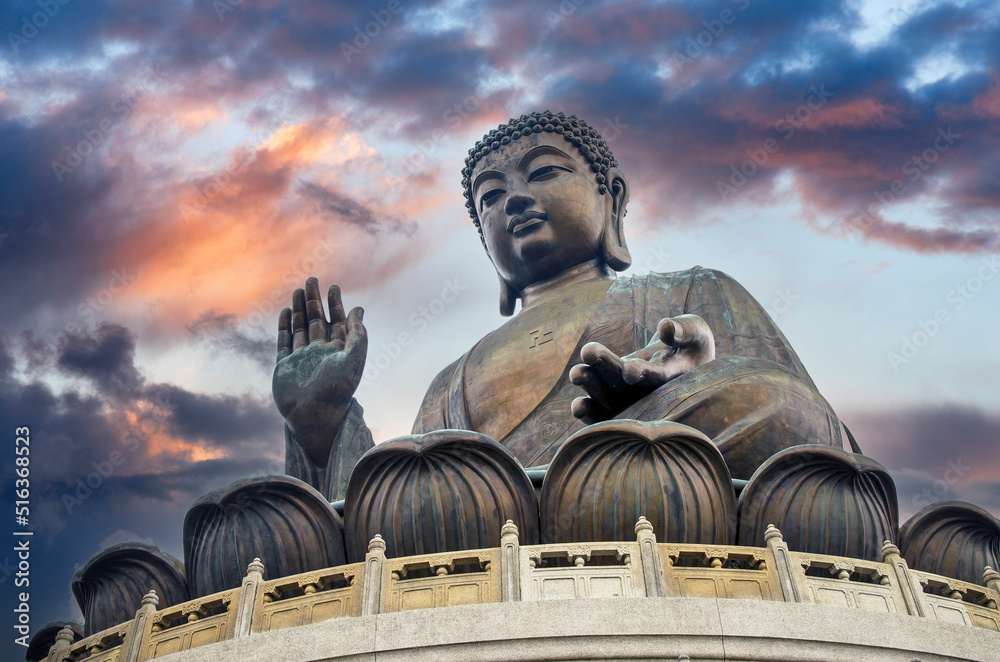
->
[56, 113, 998, 635]
[273, 110, 853, 494]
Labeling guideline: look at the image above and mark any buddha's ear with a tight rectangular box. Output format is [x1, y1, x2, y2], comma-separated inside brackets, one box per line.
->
[498, 274, 517, 316]
[602, 167, 631, 271]
[483, 238, 518, 316]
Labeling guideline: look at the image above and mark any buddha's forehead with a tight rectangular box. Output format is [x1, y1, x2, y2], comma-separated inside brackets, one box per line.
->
[471, 131, 578, 181]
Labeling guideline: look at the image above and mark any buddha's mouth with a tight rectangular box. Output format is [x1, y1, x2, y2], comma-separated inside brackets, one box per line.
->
[508, 211, 548, 237]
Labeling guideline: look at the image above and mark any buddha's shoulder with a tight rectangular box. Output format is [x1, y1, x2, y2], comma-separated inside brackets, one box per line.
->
[642, 264, 737, 282]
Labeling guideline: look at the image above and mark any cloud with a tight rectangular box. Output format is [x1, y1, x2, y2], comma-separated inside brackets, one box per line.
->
[56, 323, 144, 398]
[844, 404, 1000, 519]
[187, 309, 274, 370]
[298, 180, 413, 236]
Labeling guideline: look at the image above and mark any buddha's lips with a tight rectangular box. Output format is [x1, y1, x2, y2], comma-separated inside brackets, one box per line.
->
[508, 212, 548, 236]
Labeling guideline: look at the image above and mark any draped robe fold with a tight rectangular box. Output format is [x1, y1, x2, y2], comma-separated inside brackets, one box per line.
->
[412, 266, 849, 479]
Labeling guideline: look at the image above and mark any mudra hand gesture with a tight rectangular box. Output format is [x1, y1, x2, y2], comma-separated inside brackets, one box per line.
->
[272, 277, 367, 464]
[570, 314, 716, 424]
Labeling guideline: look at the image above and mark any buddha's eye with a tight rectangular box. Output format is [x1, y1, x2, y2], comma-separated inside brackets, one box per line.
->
[479, 188, 504, 210]
[528, 164, 571, 182]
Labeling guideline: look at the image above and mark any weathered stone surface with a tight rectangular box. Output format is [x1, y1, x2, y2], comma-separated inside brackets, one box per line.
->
[539, 419, 735, 544]
[24, 621, 83, 662]
[183, 474, 346, 598]
[900, 501, 1000, 586]
[71, 543, 188, 636]
[343, 430, 539, 561]
[737, 445, 898, 561]
[148, 598, 1000, 662]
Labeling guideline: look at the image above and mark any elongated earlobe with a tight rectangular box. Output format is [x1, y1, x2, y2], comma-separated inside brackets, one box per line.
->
[499, 276, 518, 316]
[602, 173, 631, 271]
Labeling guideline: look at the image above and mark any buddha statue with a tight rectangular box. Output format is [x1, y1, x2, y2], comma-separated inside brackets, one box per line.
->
[55, 113, 1000, 635]
[273, 110, 855, 493]
[267, 110, 902, 562]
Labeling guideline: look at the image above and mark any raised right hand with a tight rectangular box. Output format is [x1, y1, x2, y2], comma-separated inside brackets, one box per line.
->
[272, 277, 367, 465]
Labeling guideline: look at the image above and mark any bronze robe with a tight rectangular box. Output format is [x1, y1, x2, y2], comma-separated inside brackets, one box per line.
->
[413, 266, 850, 479]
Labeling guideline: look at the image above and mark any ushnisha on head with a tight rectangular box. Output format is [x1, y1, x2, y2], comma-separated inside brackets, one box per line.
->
[464, 111, 631, 315]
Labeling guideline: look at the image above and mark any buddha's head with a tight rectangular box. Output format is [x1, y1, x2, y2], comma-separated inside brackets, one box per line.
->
[462, 111, 631, 315]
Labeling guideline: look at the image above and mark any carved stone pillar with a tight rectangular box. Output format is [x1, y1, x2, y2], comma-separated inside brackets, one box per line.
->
[983, 566, 1000, 609]
[361, 535, 386, 616]
[882, 541, 929, 618]
[121, 590, 159, 662]
[635, 516, 668, 598]
[764, 525, 806, 603]
[45, 626, 76, 662]
[233, 558, 265, 638]
[500, 520, 521, 602]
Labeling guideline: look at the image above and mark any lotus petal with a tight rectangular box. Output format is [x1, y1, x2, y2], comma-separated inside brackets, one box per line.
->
[343, 430, 538, 561]
[738, 445, 898, 561]
[899, 501, 1000, 585]
[540, 419, 736, 544]
[71, 543, 187, 635]
[183, 474, 346, 597]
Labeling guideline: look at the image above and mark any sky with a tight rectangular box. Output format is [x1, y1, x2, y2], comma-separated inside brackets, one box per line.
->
[1, 0, 999, 655]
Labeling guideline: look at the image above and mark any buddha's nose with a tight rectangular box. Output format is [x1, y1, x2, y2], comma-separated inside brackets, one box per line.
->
[504, 177, 534, 216]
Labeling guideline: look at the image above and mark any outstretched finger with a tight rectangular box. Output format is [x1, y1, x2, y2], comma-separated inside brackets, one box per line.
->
[328, 284, 347, 345]
[276, 307, 292, 362]
[569, 364, 619, 411]
[344, 306, 368, 358]
[571, 396, 606, 426]
[305, 277, 327, 344]
[580, 342, 629, 391]
[291, 288, 308, 350]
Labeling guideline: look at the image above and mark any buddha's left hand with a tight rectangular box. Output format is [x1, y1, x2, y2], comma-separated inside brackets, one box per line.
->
[569, 314, 716, 424]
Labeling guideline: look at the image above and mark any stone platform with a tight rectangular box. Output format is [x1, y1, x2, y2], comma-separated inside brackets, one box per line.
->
[153, 597, 997, 662]
[43, 522, 1000, 662]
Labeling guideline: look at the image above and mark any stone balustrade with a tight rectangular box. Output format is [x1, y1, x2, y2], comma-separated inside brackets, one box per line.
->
[43, 520, 1000, 661]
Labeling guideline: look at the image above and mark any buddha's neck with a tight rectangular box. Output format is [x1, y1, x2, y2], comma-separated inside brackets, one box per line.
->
[518, 260, 613, 312]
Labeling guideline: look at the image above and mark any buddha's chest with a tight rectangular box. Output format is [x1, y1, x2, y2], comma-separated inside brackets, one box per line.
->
[463, 280, 613, 442]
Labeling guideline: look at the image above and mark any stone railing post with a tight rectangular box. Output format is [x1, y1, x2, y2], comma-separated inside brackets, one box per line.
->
[233, 558, 265, 638]
[46, 625, 76, 662]
[500, 520, 521, 602]
[635, 516, 668, 597]
[121, 590, 159, 662]
[982, 567, 1000, 610]
[881, 541, 929, 618]
[765, 525, 806, 603]
[361, 534, 386, 616]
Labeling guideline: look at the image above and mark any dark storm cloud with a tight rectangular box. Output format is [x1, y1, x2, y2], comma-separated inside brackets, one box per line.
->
[299, 180, 413, 235]
[56, 322, 144, 397]
[845, 404, 1000, 519]
[145, 382, 280, 449]
[187, 309, 273, 370]
[1, 323, 282, 499]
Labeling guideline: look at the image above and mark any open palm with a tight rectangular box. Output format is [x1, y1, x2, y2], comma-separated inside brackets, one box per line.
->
[272, 278, 367, 464]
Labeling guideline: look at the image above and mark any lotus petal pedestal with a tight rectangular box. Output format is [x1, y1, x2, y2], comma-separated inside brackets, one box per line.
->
[737, 445, 898, 562]
[539, 419, 736, 544]
[183, 474, 346, 598]
[343, 429, 539, 561]
[900, 501, 1000, 585]
[71, 543, 188, 636]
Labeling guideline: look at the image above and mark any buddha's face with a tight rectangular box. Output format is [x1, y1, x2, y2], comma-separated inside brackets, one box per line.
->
[471, 131, 613, 291]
